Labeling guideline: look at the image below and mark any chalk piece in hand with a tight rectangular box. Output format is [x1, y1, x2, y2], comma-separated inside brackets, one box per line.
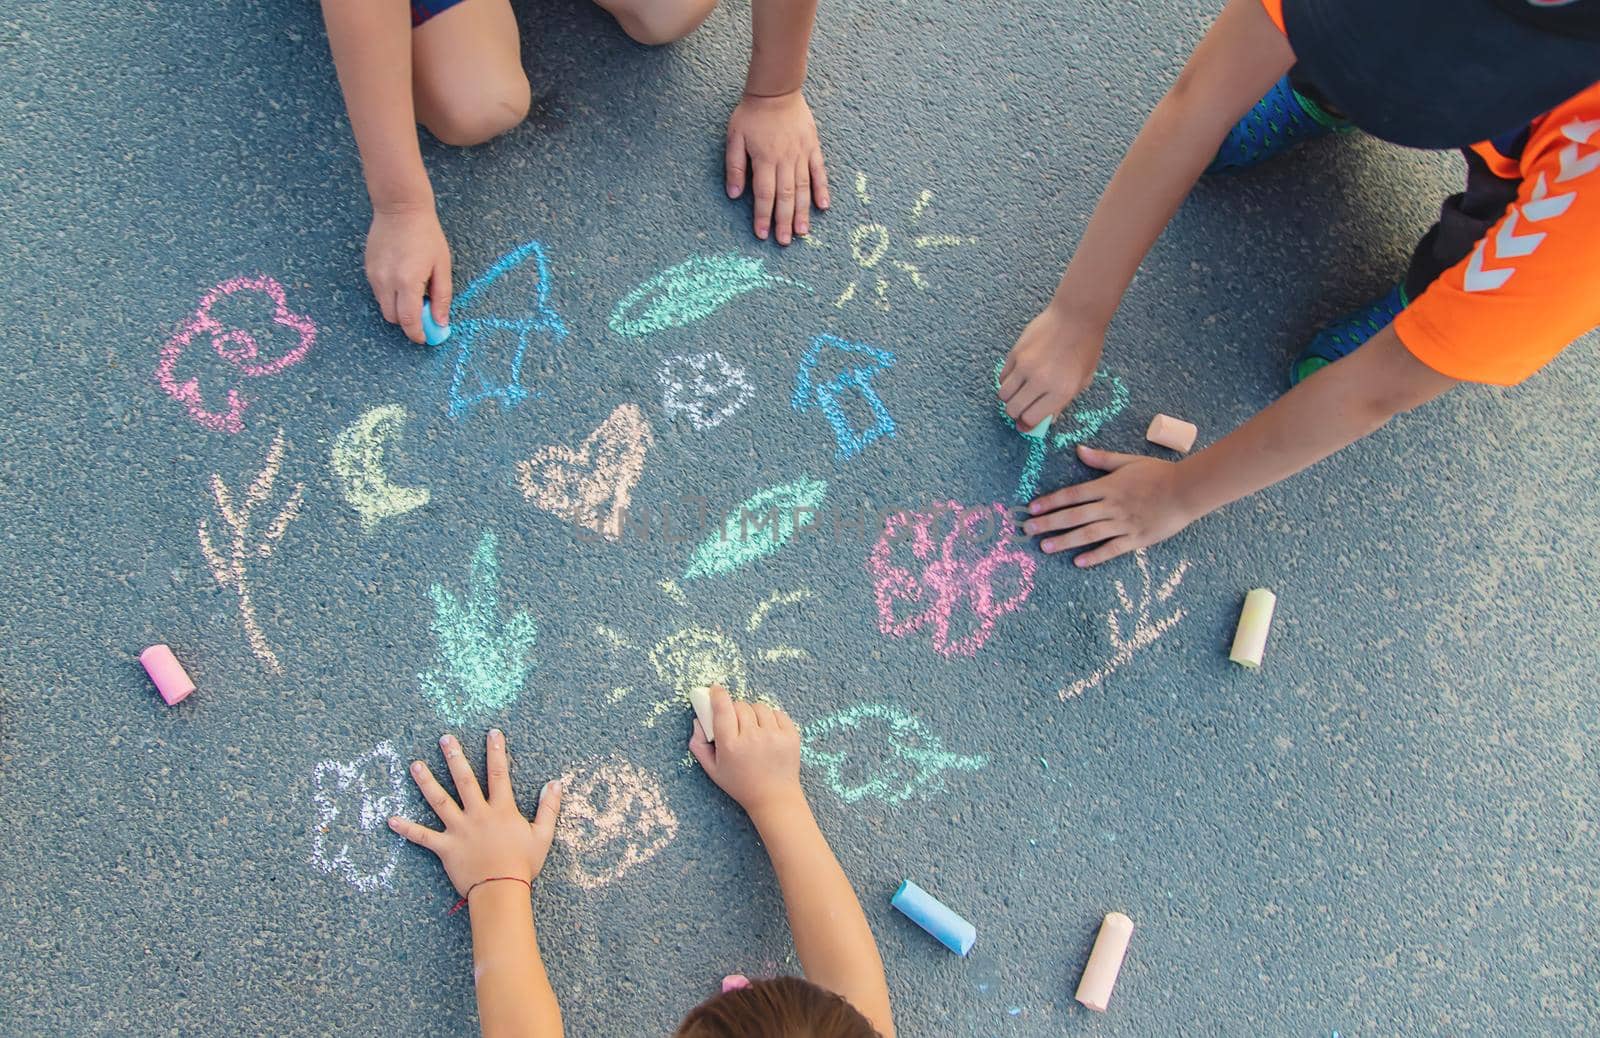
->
[140, 644, 194, 705]
[689, 685, 715, 742]
[892, 879, 977, 956]
[1075, 911, 1134, 1012]
[1229, 588, 1277, 668]
[420, 299, 451, 346]
[1020, 414, 1053, 441]
[1145, 413, 1198, 453]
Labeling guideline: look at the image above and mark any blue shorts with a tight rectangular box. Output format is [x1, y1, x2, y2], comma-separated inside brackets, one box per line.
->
[412, 0, 467, 27]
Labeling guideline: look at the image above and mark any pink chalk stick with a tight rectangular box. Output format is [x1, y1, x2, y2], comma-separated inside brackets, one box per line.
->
[140, 644, 195, 705]
[721, 974, 751, 993]
[1145, 414, 1198, 453]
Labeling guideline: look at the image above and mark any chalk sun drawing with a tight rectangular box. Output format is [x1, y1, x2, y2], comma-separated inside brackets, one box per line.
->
[993, 362, 1130, 502]
[330, 404, 431, 530]
[445, 240, 568, 420]
[867, 501, 1036, 658]
[309, 741, 409, 893]
[659, 352, 755, 431]
[802, 703, 987, 806]
[1060, 550, 1190, 701]
[826, 174, 974, 311]
[609, 253, 807, 338]
[555, 756, 679, 890]
[792, 335, 897, 461]
[156, 275, 317, 433]
[197, 428, 304, 673]
[418, 531, 538, 724]
[682, 479, 828, 580]
[516, 403, 653, 541]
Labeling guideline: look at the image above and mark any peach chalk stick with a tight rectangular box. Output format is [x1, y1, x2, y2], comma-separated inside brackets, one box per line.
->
[1229, 588, 1277, 669]
[1075, 912, 1134, 1012]
[1145, 413, 1198, 453]
[140, 644, 194, 705]
[688, 685, 715, 742]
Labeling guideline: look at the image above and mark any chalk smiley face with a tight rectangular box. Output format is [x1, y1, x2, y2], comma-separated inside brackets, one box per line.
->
[516, 403, 654, 541]
[554, 758, 679, 890]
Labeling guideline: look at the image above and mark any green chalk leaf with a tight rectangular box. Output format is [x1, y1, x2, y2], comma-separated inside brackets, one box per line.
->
[418, 531, 538, 725]
[683, 478, 828, 580]
[609, 253, 806, 338]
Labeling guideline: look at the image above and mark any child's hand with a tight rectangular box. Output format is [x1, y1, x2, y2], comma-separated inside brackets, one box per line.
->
[688, 685, 804, 819]
[388, 729, 562, 897]
[365, 202, 453, 345]
[1026, 445, 1199, 567]
[725, 91, 830, 246]
[1000, 304, 1106, 433]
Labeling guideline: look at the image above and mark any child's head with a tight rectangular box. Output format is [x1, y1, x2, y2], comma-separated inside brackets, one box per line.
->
[674, 976, 881, 1038]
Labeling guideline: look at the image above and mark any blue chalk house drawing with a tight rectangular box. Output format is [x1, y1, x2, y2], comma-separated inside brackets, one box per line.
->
[791, 334, 898, 460]
[445, 240, 568, 420]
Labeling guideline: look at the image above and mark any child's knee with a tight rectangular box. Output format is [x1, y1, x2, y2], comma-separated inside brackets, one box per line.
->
[598, 0, 718, 46]
[422, 71, 532, 147]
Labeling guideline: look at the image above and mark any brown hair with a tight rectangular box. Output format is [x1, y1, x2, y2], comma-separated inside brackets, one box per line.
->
[674, 976, 882, 1038]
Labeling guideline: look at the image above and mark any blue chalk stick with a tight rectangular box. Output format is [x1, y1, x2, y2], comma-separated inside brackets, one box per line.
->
[421, 299, 451, 346]
[1019, 414, 1052, 441]
[892, 879, 976, 956]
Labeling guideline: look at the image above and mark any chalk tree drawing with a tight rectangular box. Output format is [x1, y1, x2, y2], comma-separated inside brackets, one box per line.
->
[156, 275, 317, 433]
[330, 404, 431, 530]
[418, 531, 538, 724]
[659, 352, 755, 431]
[994, 363, 1130, 502]
[1059, 550, 1190, 701]
[828, 174, 974, 311]
[516, 403, 654, 542]
[867, 501, 1036, 658]
[555, 757, 679, 890]
[609, 253, 806, 338]
[802, 703, 987, 806]
[445, 240, 568, 420]
[683, 479, 828, 580]
[309, 741, 408, 893]
[792, 335, 898, 461]
[197, 428, 304, 673]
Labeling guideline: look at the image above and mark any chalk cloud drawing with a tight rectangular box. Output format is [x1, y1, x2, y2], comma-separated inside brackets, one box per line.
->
[802, 703, 987, 805]
[310, 741, 408, 893]
[156, 275, 317, 433]
[867, 501, 1036, 658]
[197, 428, 304, 673]
[555, 757, 679, 890]
[446, 240, 568, 420]
[330, 404, 431, 530]
[609, 253, 806, 338]
[659, 352, 756, 431]
[994, 362, 1130, 502]
[418, 531, 538, 724]
[516, 403, 653, 541]
[792, 334, 898, 461]
[827, 174, 974, 311]
[683, 479, 828, 580]
[1060, 550, 1190, 701]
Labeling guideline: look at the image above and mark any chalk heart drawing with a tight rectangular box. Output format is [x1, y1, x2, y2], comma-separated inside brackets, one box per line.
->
[659, 352, 755, 431]
[418, 531, 538, 725]
[446, 240, 568, 420]
[1060, 550, 1190, 701]
[330, 404, 430, 530]
[802, 703, 987, 806]
[826, 173, 974, 311]
[156, 275, 317, 433]
[555, 757, 679, 890]
[792, 334, 898, 461]
[867, 501, 1036, 658]
[609, 253, 806, 338]
[683, 478, 828, 580]
[993, 362, 1130, 503]
[310, 741, 408, 893]
[516, 403, 654, 542]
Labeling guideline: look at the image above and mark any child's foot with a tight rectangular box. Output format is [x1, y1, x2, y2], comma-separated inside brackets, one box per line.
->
[1206, 75, 1350, 174]
[1290, 284, 1408, 385]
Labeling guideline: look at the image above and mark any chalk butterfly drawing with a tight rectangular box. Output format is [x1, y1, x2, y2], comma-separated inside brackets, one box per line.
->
[802, 702, 987, 806]
[866, 501, 1036, 658]
[418, 531, 539, 724]
[309, 741, 409, 893]
[516, 403, 654, 541]
[156, 276, 317, 433]
[445, 240, 568, 419]
[554, 757, 679, 890]
[659, 352, 755, 431]
[791, 334, 898, 461]
[993, 362, 1131, 503]
[1059, 550, 1190, 701]
[330, 404, 431, 531]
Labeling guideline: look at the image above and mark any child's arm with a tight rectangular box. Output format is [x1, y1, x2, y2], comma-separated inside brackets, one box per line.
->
[389, 730, 564, 1038]
[999, 0, 1293, 431]
[725, 0, 831, 246]
[1024, 324, 1459, 566]
[689, 687, 894, 1036]
[320, 0, 453, 344]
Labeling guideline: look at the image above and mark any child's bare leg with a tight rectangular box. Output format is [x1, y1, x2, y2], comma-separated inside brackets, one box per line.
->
[413, 0, 531, 146]
[594, 0, 719, 46]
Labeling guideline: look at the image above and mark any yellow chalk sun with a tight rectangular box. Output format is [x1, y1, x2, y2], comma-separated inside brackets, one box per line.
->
[821, 173, 974, 311]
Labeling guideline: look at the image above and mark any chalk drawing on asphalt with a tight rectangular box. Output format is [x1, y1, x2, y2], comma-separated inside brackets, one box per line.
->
[1059, 550, 1190, 701]
[418, 531, 538, 725]
[829, 175, 974, 311]
[609, 253, 807, 338]
[993, 362, 1130, 503]
[445, 240, 567, 420]
[331, 404, 431, 530]
[554, 756, 679, 890]
[792, 335, 897, 461]
[516, 403, 654, 542]
[682, 479, 828, 580]
[310, 741, 409, 893]
[801, 702, 987, 806]
[659, 351, 755, 431]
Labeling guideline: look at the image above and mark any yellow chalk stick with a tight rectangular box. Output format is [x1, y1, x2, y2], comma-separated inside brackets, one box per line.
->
[1229, 588, 1277, 668]
[688, 685, 715, 742]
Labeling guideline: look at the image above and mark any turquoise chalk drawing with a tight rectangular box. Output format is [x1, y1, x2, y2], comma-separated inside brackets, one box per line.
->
[446, 240, 568, 419]
[418, 531, 538, 724]
[993, 362, 1129, 502]
[802, 703, 987, 805]
[792, 334, 898, 460]
[682, 478, 828, 580]
[608, 253, 806, 338]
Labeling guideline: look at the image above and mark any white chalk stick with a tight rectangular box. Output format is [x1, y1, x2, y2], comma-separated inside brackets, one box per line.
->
[1146, 413, 1198, 453]
[1229, 588, 1277, 669]
[688, 685, 715, 742]
[1075, 911, 1134, 1012]
[1020, 414, 1053, 441]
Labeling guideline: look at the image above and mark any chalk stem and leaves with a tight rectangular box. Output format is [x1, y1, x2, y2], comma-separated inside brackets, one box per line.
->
[1060, 549, 1190, 701]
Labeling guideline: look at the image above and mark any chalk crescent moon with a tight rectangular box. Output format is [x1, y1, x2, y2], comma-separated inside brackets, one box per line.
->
[331, 404, 431, 530]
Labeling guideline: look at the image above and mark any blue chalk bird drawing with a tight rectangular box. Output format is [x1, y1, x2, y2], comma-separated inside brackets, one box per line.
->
[445, 240, 568, 420]
[418, 531, 539, 724]
[792, 334, 898, 460]
[802, 703, 987, 806]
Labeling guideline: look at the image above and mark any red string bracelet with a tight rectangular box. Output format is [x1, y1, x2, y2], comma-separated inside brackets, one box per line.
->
[448, 876, 531, 915]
